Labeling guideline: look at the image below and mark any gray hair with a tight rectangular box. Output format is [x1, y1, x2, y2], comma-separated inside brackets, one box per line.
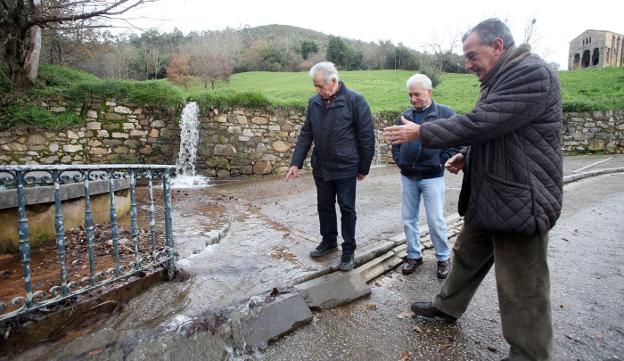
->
[406, 74, 432, 90]
[309, 61, 339, 83]
[462, 18, 515, 49]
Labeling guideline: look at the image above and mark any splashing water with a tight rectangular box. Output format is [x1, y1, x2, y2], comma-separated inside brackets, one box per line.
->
[172, 102, 210, 188]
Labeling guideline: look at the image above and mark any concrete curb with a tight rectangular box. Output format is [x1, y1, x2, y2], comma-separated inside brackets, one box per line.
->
[563, 167, 624, 184]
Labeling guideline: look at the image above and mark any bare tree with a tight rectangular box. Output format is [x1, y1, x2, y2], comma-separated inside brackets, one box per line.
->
[0, 0, 153, 88]
[426, 31, 461, 73]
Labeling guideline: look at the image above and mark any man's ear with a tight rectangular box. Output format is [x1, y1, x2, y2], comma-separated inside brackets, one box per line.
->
[492, 37, 505, 56]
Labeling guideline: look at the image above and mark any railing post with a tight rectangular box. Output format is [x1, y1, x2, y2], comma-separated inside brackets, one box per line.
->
[147, 169, 158, 261]
[52, 170, 69, 296]
[162, 169, 175, 279]
[129, 169, 140, 270]
[83, 170, 96, 286]
[108, 169, 120, 277]
[15, 170, 33, 308]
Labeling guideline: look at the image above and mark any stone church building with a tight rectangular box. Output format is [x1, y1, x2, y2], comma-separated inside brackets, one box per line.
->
[569, 30, 623, 70]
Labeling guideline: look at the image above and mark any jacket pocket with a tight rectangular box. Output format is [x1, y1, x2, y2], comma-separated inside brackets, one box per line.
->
[335, 145, 358, 167]
[470, 173, 536, 235]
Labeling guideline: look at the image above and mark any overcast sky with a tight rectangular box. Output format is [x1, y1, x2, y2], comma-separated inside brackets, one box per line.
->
[124, 0, 623, 70]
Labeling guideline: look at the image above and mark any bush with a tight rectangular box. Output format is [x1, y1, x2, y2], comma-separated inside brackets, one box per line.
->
[418, 66, 442, 88]
[190, 89, 275, 113]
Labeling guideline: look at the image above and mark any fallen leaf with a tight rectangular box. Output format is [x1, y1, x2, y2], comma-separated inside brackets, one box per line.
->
[411, 325, 422, 333]
[365, 303, 377, 311]
[399, 351, 410, 361]
[396, 311, 415, 319]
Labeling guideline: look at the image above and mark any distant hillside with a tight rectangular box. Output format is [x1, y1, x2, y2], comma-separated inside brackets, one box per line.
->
[37, 22, 465, 81]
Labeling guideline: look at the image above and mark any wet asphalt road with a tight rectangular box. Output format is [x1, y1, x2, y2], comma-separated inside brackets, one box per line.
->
[261, 162, 624, 361]
[5, 155, 623, 360]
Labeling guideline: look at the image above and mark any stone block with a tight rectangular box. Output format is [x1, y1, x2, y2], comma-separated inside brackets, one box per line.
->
[49, 143, 59, 152]
[217, 169, 230, 178]
[151, 120, 166, 128]
[88, 140, 103, 147]
[253, 160, 273, 175]
[242, 129, 254, 137]
[238, 136, 250, 142]
[272, 140, 289, 152]
[229, 293, 312, 352]
[87, 110, 98, 119]
[149, 128, 159, 137]
[97, 130, 110, 138]
[294, 271, 371, 310]
[105, 113, 125, 121]
[130, 130, 148, 137]
[122, 123, 135, 130]
[106, 101, 116, 107]
[114, 106, 132, 114]
[214, 144, 237, 156]
[91, 148, 108, 155]
[112, 132, 129, 139]
[236, 115, 248, 125]
[63, 144, 83, 153]
[67, 130, 79, 139]
[2, 143, 28, 152]
[50, 106, 66, 113]
[251, 116, 268, 125]
[26, 134, 46, 145]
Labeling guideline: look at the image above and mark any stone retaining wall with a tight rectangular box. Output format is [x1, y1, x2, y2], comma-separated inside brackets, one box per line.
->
[1, 98, 622, 178]
[562, 110, 624, 153]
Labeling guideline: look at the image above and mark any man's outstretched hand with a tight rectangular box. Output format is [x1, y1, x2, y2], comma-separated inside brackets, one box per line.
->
[382, 116, 421, 145]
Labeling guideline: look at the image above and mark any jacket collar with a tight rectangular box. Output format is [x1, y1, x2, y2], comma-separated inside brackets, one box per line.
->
[311, 81, 347, 106]
[407, 99, 440, 118]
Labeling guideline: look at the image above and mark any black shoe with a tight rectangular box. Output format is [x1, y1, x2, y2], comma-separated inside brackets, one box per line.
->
[410, 301, 457, 322]
[338, 254, 355, 271]
[310, 242, 338, 258]
[401, 257, 423, 274]
[437, 260, 450, 279]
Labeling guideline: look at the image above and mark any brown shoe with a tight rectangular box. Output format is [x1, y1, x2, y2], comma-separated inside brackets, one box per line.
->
[437, 260, 450, 279]
[401, 257, 423, 274]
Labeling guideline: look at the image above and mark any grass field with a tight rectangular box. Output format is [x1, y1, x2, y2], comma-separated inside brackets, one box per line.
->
[2, 64, 622, 129]
[190, 66, 624, 114]
[189, 70, 480, 114]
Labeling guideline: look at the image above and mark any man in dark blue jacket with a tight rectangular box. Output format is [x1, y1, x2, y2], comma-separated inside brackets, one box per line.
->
[392, 74, 460, 278]
[285, 61, 375, 271]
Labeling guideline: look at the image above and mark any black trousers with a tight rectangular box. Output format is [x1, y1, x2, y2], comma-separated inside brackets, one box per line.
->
[313, 176, 357, 256]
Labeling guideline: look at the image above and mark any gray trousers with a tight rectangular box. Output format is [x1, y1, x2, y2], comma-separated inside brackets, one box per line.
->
[433, 224, 552, 361]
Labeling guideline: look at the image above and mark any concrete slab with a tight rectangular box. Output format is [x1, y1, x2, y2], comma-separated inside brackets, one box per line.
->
[229, 293, 313, 352]
[294, 270, 371, 310]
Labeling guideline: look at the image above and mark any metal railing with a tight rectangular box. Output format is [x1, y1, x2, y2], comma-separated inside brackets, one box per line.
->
[0, 164, 176, 321]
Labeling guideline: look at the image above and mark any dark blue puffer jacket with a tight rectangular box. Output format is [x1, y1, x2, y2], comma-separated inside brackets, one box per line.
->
[391, 100, 460, 179]
[290, 82, 375, 181]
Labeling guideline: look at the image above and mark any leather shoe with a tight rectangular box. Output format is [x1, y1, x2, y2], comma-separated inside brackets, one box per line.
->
[437, 260, 450, 279]
[401, 257, 423, 274]
[338, 254, 355, 271]
[410, 301, 457, 322]
[310, 242, 338, 258]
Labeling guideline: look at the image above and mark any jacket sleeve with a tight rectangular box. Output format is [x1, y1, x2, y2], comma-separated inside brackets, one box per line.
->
[437, 108, 461, 165]
[391, 115, 402, 163]
[354, 94, 375, 175]
[290, 102, 314, 168]
[421, 62, 552, 148]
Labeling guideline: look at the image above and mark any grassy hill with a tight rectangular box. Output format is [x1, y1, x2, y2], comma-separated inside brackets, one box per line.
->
[2, 65, 623, 129]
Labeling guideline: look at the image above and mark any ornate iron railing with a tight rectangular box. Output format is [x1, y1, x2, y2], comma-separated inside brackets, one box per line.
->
[0, 164, 176, 321]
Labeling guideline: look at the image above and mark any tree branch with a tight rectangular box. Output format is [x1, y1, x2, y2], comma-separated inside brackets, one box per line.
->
[27, 0, 149, 27]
